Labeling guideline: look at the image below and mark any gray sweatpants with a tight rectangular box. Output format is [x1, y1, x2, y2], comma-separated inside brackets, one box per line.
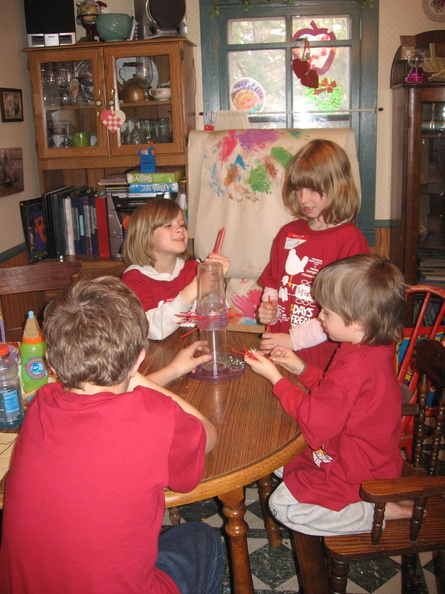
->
[269, 480, 376, 537]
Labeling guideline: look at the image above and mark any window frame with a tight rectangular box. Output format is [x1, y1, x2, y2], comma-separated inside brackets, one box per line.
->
[199, 0, 379, 245]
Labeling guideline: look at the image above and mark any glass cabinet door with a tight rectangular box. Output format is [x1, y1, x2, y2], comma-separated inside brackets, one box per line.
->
[419, 101, 445, 247]
[28, 48, 108, 158]
[418, 99, 445, 281]
[104, 45, 182, 155]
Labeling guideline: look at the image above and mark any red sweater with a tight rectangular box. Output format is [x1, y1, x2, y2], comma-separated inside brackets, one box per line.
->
[273, 343, 403, 511]
[0, 382, 206, 593]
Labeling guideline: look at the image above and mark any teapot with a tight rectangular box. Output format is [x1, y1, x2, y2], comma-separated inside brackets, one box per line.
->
[118, 75, 148, 103]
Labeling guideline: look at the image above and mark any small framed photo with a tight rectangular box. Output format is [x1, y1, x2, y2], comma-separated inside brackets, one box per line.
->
[0, 88, 23, 122]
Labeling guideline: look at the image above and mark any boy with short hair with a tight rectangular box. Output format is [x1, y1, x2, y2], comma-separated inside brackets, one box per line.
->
[246, 254, 409, 536]
[0, 276, 223, 594]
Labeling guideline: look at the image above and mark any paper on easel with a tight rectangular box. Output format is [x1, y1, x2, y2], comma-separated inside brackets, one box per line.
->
[0, 433, 18, 481]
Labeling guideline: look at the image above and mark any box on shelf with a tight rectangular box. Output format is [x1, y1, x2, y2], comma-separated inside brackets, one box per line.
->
[138, 147, 156, 173]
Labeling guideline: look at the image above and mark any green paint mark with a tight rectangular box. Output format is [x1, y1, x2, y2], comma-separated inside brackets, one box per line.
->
[248, 164, 271, 193]
[271, 146, 293, 168]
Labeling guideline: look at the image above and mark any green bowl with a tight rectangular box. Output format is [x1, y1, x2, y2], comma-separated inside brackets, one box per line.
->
[95, 13, 133, 42]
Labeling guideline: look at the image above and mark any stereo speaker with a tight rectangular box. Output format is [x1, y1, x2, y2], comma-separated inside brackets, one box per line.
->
[23, 0, 76, 47]
[134, 0, 186, 39]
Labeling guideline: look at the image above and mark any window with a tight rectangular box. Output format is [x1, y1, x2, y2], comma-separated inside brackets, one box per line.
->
[200, 0, 379, 245]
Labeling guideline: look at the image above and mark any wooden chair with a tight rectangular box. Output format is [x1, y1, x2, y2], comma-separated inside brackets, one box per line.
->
[397, 285, 445, 459]
[0, 260, 83, 341]
[292, 338, 445, 594]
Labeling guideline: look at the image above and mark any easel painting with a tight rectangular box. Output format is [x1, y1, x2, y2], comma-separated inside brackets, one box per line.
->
[0, 147, 24, 198]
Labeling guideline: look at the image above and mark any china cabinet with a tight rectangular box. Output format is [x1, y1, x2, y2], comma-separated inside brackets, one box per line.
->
[24, 38, 195, 193]
[390, 31, 445, 286]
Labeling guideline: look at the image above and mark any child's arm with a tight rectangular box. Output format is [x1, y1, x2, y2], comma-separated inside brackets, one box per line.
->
[145, 291, 197, 340]
[243, 350, 284, 385]
[260, 332, 293, 353]
[290, 318, 327, 351]
[257, 288, 278, 325]
[129, 371, 217, 454]
[269, 346, 307, 376]
[244, 347, 307, 383]
[147, 340, 212, 386]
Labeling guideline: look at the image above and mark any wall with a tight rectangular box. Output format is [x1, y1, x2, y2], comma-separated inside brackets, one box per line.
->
[0, 0, 443, 256]
[0, 1, 40, 255]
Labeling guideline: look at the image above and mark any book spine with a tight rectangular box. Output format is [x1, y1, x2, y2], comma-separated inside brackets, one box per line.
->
[52, 194, 67, 258]
[63, 197, 75, 256]
[77, 196, 87, 255]
[129, 182, 179, 193]
[95, 195, 111, 258]
[43, 194, 56, 259]
[89, 193, 99, 256]
[71, 197, 81, 255]
[83, 194, 93, 255]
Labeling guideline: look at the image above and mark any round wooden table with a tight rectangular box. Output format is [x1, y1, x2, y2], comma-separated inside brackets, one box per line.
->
[141, 329, 307, 594]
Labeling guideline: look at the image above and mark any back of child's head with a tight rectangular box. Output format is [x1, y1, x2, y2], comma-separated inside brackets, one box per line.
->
[313, 254, 406, 346]
[43, 276, 148, 389]
[123, 197, 188, 267]
[283, 139, 360, 225]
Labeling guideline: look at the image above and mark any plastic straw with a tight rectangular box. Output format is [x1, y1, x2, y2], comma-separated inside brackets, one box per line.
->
[213, 228, 226, 254]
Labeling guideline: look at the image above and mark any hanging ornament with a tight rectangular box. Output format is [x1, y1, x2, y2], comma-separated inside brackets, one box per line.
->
[100, 109, 126, 132]
[291, 39, 319, 89]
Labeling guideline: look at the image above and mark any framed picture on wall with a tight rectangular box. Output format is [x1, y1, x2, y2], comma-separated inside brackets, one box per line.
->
[0, 88, 23, 122]
[19, 197, 49, 263]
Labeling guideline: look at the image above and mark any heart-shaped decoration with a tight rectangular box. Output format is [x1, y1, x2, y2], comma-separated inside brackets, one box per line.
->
[300, 69, 319, 89]
[100, 109, 126, 132]
[292, 58, 310, 79]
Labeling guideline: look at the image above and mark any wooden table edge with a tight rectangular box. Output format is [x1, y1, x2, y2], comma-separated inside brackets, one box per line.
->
[165, 433, 307, 507]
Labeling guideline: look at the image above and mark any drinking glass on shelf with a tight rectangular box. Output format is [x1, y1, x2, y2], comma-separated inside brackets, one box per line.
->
[155, 118, 172, 143]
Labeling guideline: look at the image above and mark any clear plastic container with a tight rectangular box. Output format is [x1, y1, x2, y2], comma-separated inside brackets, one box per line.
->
[0, 343, 25, 429]
[196, 261, 229, 378]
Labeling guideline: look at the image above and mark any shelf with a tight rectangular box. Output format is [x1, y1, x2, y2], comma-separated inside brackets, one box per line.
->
[44, 104, 95, 112]
[119, 100, 171, 108]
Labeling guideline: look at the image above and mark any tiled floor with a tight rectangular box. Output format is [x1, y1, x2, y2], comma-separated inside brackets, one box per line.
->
[162, 428, 445, 593]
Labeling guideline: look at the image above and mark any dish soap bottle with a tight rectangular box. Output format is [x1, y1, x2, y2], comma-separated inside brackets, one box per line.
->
[0, 343, 24, 429]
[20, 311, 49, 394]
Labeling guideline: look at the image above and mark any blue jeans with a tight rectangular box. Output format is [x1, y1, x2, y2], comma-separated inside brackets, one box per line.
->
[156, 522, 224, 594]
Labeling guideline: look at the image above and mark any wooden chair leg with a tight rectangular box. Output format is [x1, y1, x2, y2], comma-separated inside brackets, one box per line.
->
[401, 553, 422, 593]
[328, 558, 349, 594]
[257, 474, 282, 546]
[291, 531, 329, 594]
[168, 506, 181, 526]
[435, 549, 445, 593]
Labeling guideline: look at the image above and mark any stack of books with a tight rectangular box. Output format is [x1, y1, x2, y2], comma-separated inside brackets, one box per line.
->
[126, 166, 185, 196]
[418, 254, 445, 284]
[20, 186, 111, 262]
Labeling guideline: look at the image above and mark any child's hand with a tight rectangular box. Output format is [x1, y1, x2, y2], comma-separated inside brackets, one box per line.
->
[260, 332, 293, 354]
[270, 346, 305, 376]
[244, 350, 283, 385]
[206, 253, 231, 276]
[258, 300, 277, 325]
[169, 340, 212, 376]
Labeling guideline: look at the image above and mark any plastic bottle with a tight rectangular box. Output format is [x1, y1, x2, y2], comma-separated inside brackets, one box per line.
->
[0, 343, 25, 429]
[20, 311, 49, 394]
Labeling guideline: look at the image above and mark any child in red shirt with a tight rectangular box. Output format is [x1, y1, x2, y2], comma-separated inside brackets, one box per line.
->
[122, 197, 230, 340]
[0, 276, 224, 593]
[258, 139, 368, 370]
[247, 255, 410, 536]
